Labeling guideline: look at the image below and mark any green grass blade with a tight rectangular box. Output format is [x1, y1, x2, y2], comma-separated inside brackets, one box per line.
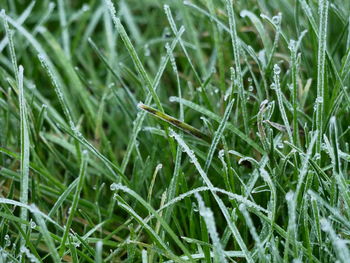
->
[195, 193, 227, 263]
[104, 0, 163, 112]
[240, 10, 272, 54]
[225, 0, 248, 135]
[95, 241, 103, 263]
[58, 150, 88, 257]
[138, 103, 211, 143]
[57, 0, 70, 58]
[204, 99, 234, 172]
[18, 65, 30, 247]
[1, 9, 19, 82]
[315, 0, 329, 156]
[32, 205, 60, 263]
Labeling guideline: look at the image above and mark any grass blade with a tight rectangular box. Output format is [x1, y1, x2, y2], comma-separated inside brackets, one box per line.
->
[315, 0, 329, 155]
[204, 98, 234, 172]
[195, 193, 227, 263]
[17, 65, 30, 247]
[58, 150, 88, 257]
[104, 0, 163, 112]
[138, 103, 211, 143]
[226, 0, 248, 134]
[32, 204, 60, 263]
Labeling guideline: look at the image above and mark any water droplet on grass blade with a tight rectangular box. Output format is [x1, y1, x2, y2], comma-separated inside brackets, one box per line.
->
[144, 44, 150, 57]
[316, 97, 323, 104]
[285, 191, 294, 201]
[314, 153, 321, 160]
[4, 235, 11, 247]
[163, 27, 171, 38]
[82, 4, 90, 12]
[110, 183, 119, 191]
[30, 219, 36, 229]
[288, 39, 297, 52]
[272, 14, 281, 25]
[273, 64, 281, 75]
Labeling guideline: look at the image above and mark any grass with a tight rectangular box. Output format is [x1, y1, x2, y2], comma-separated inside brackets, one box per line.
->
[0, 0, 350, 262]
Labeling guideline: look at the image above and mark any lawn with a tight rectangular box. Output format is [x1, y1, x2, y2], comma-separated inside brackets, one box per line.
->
[1, 0, 350, 262]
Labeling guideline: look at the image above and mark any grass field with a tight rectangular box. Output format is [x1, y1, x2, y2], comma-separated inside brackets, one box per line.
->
[1, 0, 350, 262]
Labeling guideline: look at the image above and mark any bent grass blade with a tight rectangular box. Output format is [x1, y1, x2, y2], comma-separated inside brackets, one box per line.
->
[138, 103, 212, 144]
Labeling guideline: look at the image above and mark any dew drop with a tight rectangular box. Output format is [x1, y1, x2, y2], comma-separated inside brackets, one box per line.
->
[4, 234, 11, 247]
[28, 84, 36, 90]
[163, 27, 171, 38]
[315, 97, 323, 104]
[82, 4, 90, 12]
[314, 153, 321, 160]
[272, 14, 281, 25]
[288, 39, 296, 52]
[30, 219, 36, 229]
[192, 202, 198, 212]
[273, 64, 281, 75]
[110, 183, 119, 191]
[48, 2, 55, 9]
[285, 191, 294, 201]
[144, 44, 150, 57]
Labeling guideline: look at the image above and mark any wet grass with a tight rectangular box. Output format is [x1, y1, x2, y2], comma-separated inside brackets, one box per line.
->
[0, 0, 350, 262]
